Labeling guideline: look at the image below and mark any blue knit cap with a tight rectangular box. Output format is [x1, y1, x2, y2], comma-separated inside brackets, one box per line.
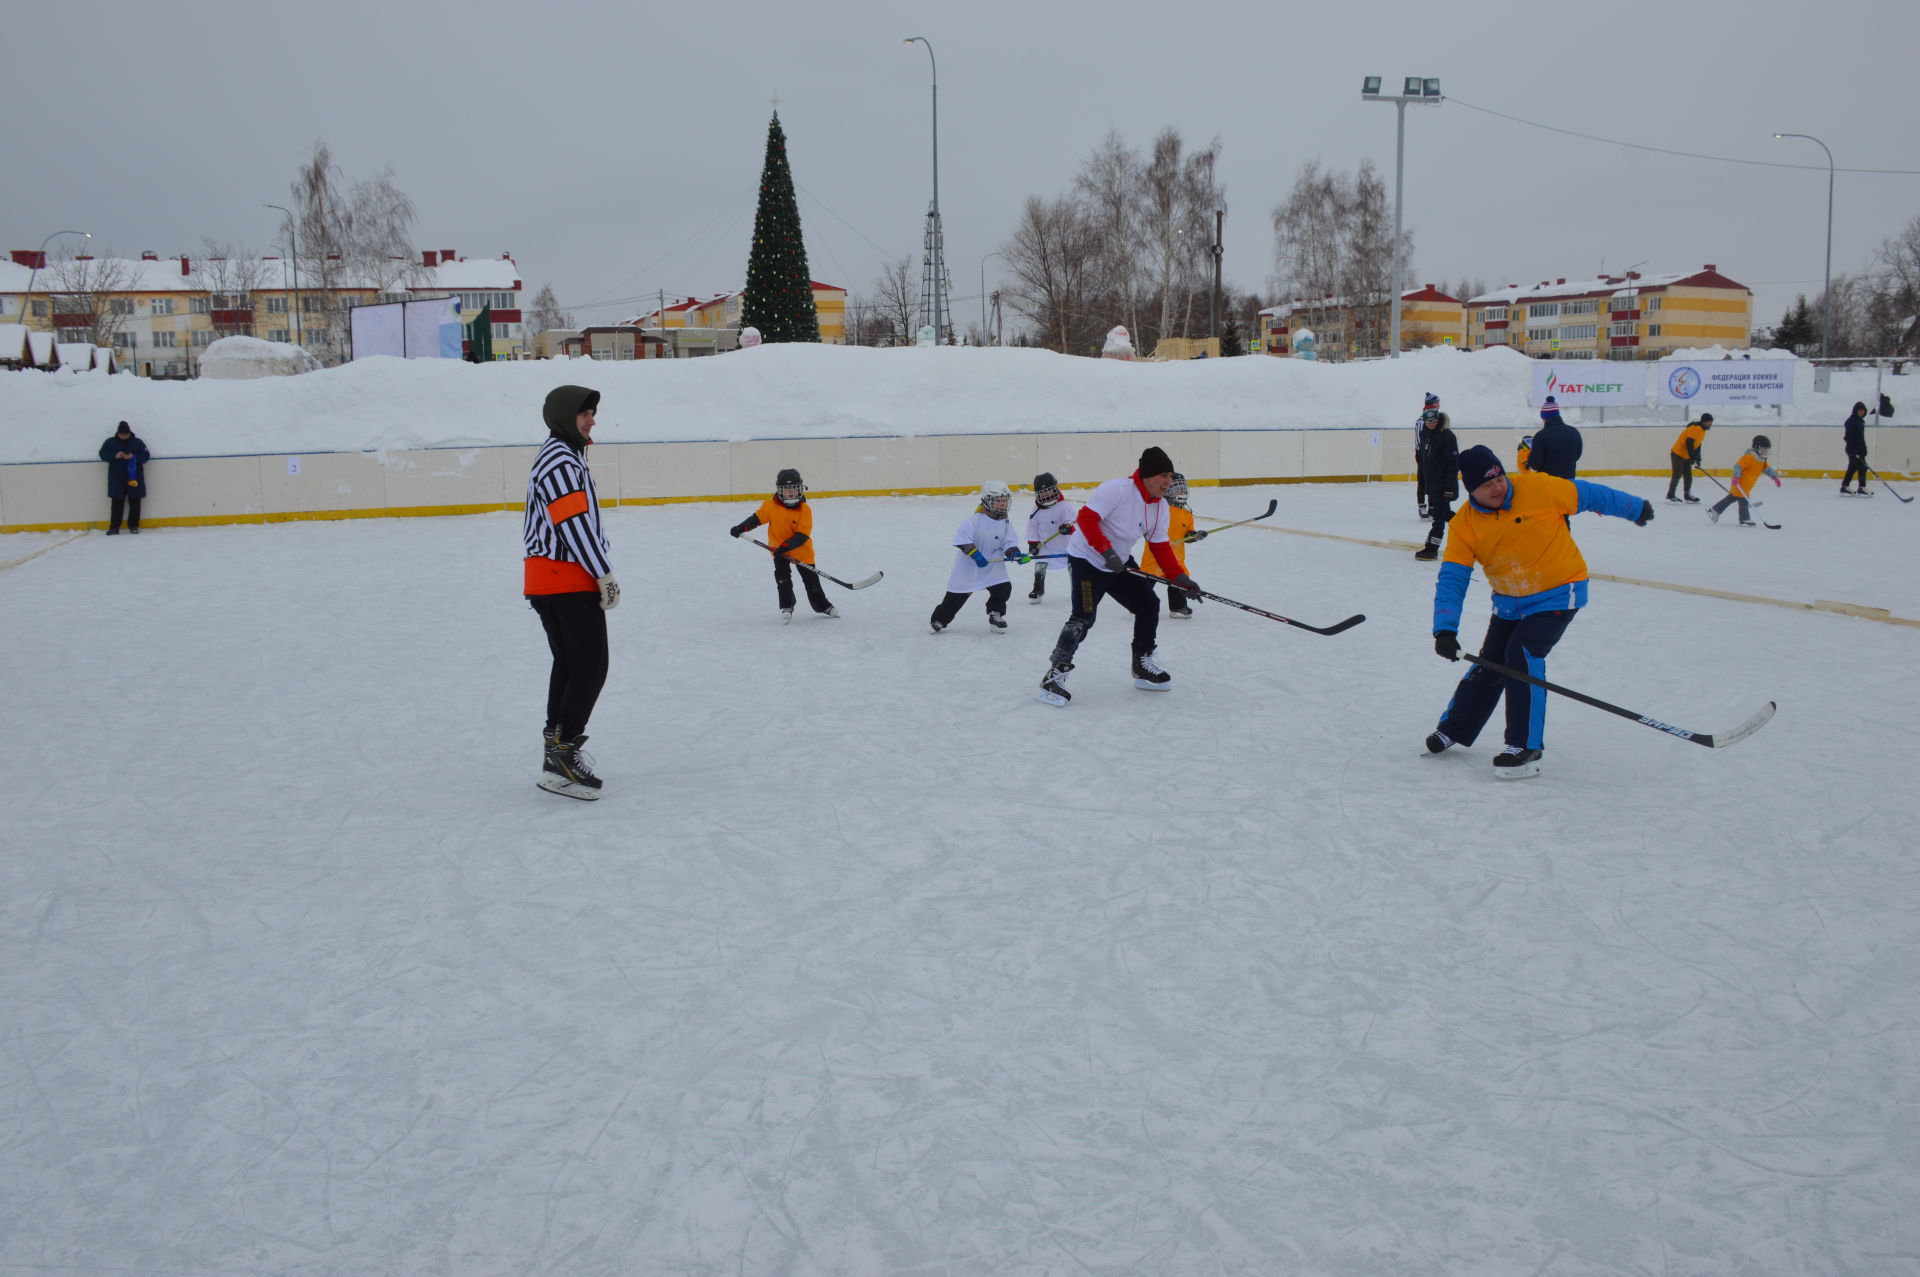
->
[1540, 396, 1563, 421]
[1459, 444, 1505, 492]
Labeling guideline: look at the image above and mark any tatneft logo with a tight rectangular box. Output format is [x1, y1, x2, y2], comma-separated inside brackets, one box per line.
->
[1545, 372, 1627, 397]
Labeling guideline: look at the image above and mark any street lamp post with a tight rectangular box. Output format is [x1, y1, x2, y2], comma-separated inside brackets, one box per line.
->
[1773, 132, 1833, 364]
[18, 229, 90, 332]
[1361, 76, 1442, 359]
[904, 36, 946, 345]
[979, 250, 1003, 345]
[265, 203, 302, 348]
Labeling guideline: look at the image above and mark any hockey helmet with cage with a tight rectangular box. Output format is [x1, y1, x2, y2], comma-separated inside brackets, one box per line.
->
[774, 467, 806, 507]
[1751, 435, 1771, 455]
[978, 480, 1012, 519]
[1166, 472, 1190, 507]
[1032, 471, 1062, 508]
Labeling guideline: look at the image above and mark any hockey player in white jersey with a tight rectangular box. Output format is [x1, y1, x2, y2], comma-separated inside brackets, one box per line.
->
[930, 481, 1030, 634]
[1023, 471, 1076, 602]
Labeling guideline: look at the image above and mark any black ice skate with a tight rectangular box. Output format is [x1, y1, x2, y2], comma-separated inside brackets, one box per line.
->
[1035, 663, 1073, 707]
[1491, 747, 1542, 780]
[1131, 650, 1171, 690]
[539, 734, 604, 800]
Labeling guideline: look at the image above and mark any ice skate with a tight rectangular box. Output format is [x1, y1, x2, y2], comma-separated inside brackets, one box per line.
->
[1425, 731, 1453, 755]
[539, 734, 604, 800]
[1131, 649, 1171, 690]
[1036, 663, 1073, 707]
[987, 611, 1008, 633]
[780, 608, 794, 625]
[929, 619, 946, 634]
[1492, 747, 1542, 780]
[1707, 508, 1721, 523]
[1413, 544, 1439, 561]
[1683, 495, 1700, 503]
[819, 605, 840, 618]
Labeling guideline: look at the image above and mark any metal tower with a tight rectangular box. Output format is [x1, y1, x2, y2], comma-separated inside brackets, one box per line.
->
[920, 202, 951, 344]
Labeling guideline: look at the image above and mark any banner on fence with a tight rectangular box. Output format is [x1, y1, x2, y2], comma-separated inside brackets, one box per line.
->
[1655, 360, 1795, 406]
[1529, 363, 1647, 408]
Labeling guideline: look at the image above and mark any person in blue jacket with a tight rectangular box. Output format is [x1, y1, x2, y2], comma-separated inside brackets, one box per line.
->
[98, 421, 151, 534]
[1840, 401, 1871, 495]
[1526, 396, 1583, 480]
[1424, 445, 1653, 779]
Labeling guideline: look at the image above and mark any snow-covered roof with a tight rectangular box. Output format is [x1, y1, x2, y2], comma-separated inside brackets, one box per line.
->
[1260, 287, 1444, 320]
[1467, 266, 1747, 307]
[54, 342, 94, 371]
[2, 250, 522, 295]
[0, 322, 28, 360]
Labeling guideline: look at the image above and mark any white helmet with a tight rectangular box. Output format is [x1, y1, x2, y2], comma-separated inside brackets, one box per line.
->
[978, 481, 1012, 518]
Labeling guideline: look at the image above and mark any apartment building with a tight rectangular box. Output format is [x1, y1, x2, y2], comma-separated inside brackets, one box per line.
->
[1258, 286, 1465, 358]
[1465, 266, 1751, 360]
[628, 281, 849, 348]
[1, 246, 524, 375]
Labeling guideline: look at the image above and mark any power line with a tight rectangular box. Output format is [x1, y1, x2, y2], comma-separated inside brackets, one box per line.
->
[1447, 96, 1920, 176]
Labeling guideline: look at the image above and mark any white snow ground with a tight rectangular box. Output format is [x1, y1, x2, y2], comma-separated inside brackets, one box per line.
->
[2, 478, 1916, 1276]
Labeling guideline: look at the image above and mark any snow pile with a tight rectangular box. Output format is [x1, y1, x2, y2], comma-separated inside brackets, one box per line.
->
[198, 335, 322, 380]
[0, 342, 1900, 464]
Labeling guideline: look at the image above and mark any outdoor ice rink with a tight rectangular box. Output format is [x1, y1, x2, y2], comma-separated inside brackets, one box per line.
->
[3, 479, 1916, 1275]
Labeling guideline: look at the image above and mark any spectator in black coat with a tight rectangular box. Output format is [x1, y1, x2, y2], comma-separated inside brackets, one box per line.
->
[1841, 401, 1871, 495]
[98, 421, 151, 534]
[1527, 396, 1583, 480]
[1413, 408, 1459, 561]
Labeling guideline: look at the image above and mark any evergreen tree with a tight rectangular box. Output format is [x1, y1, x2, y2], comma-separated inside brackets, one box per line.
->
[741, 113, 820, 344]
[1773, 295, 1817, 354]
[1218, 310, 1246, 356]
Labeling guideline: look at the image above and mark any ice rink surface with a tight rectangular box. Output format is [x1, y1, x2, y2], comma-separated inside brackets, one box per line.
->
[3, 477, 1916, 1275]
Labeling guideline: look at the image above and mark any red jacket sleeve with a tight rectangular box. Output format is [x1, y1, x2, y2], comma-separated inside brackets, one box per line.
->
[1076, 505, 1110, 552]
[1148, 540, 1184, 578]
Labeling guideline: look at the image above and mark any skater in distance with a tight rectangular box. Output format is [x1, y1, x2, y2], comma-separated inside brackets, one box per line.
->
[730, 468, 840, 623]
[1024, 471, 1077, 603]
[1035, 446, 1199, 707]
[523, 385, 618, 800]
[1424, 445, 1655, 779]
[1708, 436, 1780, 527]
[1413, 408, 1459, 562]
[1527, 396, 1583, 480]
[930, 481, 1028, 634]
[1840, 402, 1872, 496]
[1666, 413, 1711, 503]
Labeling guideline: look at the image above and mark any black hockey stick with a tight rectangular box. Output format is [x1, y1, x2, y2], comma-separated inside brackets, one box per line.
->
[1868, 467, 1914, 503]
[1461, 653, 1775, 750]
[1126, 568, 1364, 635]
[1188, 498, 1278, 540]
[1696, 469, 1781, 529]
[747, 538, 884, 590]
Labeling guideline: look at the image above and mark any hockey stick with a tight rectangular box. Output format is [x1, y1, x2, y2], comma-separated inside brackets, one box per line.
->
[1461, 653, 1775, 750]
[1697, 469, 1781, 529]
[1187, 498, 1279, 540]
[1125, 568, 1365, 635]
[1868, 467, 1914, 503]
[747, 538, 884, 590]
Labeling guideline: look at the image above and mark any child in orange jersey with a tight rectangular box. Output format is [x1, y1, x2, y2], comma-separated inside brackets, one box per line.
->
[1707, 435, 1780, 528]
[729, 467, 839, 623]
[1137, 472, 1208, 617]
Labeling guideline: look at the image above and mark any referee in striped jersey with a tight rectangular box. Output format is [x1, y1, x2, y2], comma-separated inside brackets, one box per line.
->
[524, 385, 618, 799]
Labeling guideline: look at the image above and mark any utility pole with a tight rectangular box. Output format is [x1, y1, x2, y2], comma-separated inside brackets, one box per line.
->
[1210, 209, 1224, 347]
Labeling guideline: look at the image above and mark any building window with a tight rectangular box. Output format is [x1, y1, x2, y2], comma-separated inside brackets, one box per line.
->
[114, 331, 138, 349]
[1608, 348, 1638, 361]
[301, 295, 321, 312]
[57, 327, 91, 342]
[1563, 299, 1597, 316]
[1481, 306, 1507, 322]
[1610, 321, 1637, 338]
[109, 298, 135, 315]
[191, 329, 217, 347]
[152, 331, 178, 348]
[1648, 297, 1663, 311]
[211, 292, 248, 310]
[493, 323, 511, 339]
[267, 328, 290, 342]
[1649, 324, 1663, 337]
[1563, 324, 1597, 340]
[265, 296, 288, 314]
[190, 297, 211, 314]
[32, 301, 47, 317]
[1528, 302, 1561, 320]
[495, 291, 514, 308]
[151, 298, 175, 315]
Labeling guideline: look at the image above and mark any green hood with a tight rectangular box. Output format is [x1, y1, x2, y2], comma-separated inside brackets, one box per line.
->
[542, 385, 600, 451]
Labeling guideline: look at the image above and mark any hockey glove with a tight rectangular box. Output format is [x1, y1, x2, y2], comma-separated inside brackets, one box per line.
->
[1434, 630, 1460, 661]
[1098, 547, 1125, 573]
[968, 548, 990, 567]
[596, 575, 621, 611]
[1003, 546, 1030, 564]
[1184, 528, 1209, 542]
[1635, 500, 1655, 526]
[729, 519, 753, 538]
[1027, 541, 1040, 556]
[774, 536, 805, 556]
[1172, 574, 1202, 603]
[1773, 477, 1782, 488]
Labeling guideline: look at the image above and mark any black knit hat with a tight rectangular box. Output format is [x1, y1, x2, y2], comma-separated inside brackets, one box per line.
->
[1138, 446, 1175, 478]
[116, 420, 131, 434]
[1697, 413, 1713, 425]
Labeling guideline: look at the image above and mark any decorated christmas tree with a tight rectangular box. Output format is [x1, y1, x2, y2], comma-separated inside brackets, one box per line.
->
[741, 113, 820, 344]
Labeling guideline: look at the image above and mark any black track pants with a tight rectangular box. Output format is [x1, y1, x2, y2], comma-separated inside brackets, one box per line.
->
[530, 592, 609, 740]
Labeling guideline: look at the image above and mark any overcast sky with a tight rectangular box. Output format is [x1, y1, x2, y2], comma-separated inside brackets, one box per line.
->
[8, 0, 1914, 335]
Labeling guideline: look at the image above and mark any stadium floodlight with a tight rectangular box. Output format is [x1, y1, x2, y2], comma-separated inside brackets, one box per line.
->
[1360, 78, 1444, 359]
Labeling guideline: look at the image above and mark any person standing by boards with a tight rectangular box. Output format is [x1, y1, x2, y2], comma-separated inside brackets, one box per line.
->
[1666, 413, 1711, 503]
[98, 421, 151, 534]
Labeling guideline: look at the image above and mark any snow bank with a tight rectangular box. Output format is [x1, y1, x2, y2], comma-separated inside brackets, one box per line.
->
[198, 335, 322, 380]
[0, 342, 1900, 464]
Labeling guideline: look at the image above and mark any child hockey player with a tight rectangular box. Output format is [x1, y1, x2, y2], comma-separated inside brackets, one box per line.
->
[1707, 436, 1780, 527]
[1136, 471, 1208, 617]
[1666, 414, 1711, 503]
[1516, 434, 1533, 471]
[930, 481, 1028, 634]
[1024, 471, 1077, 602]
[1414, 407, 1459, 561]
[728, 467, 839, 623]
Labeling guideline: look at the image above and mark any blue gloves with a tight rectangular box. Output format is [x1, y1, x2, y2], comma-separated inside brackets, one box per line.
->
[968, 549, 989, 566]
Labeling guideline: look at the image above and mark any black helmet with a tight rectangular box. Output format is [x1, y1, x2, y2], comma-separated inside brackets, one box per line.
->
[1033, 471, 1062, 508]
[775, 467, 805, 507]
[1752, 435, 1771, 451]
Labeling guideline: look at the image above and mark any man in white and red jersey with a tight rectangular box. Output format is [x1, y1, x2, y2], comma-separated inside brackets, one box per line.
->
[523, 384, 618, 799]
[1034, 446, 1200, 706]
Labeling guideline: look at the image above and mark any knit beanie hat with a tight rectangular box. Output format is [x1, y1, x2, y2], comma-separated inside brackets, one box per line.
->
[1459, 444, 1505, 491]
[1138, 446, 1175, 478]
[1540, 396, 1562, 420]
[1424, 392, 1439, 407]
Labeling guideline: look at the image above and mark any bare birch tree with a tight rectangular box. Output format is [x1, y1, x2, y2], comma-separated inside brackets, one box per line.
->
[1138, 128, 1224, 344]
[1002, 195, 1101, 354]
[526, 283, 575, 336]
[1270, 158, 1412, 357]
[45, 252, 136, 347]
[290, 141, 422, 363]
[872, 257, 919, 346]
[1074, 130, 1144, 339]
[186, 240, 271, 339]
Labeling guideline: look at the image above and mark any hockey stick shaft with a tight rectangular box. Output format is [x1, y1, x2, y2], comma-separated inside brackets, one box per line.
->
[1868, 467, 1914, 502]
[1124, 568, 1365, 634]
[1190, 498, 1279, 539]
[1460, 653, 1773, 749]
[747, 538, 883, 591]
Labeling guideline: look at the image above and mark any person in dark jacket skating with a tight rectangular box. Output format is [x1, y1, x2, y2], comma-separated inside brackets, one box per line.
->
[1840, 401, 1872, 495]
[1527, 396, 1583, 480]
[1413, 392, 1445, 518]
[1413, 407, 1459, 561]
[98, 421, 151, 534]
